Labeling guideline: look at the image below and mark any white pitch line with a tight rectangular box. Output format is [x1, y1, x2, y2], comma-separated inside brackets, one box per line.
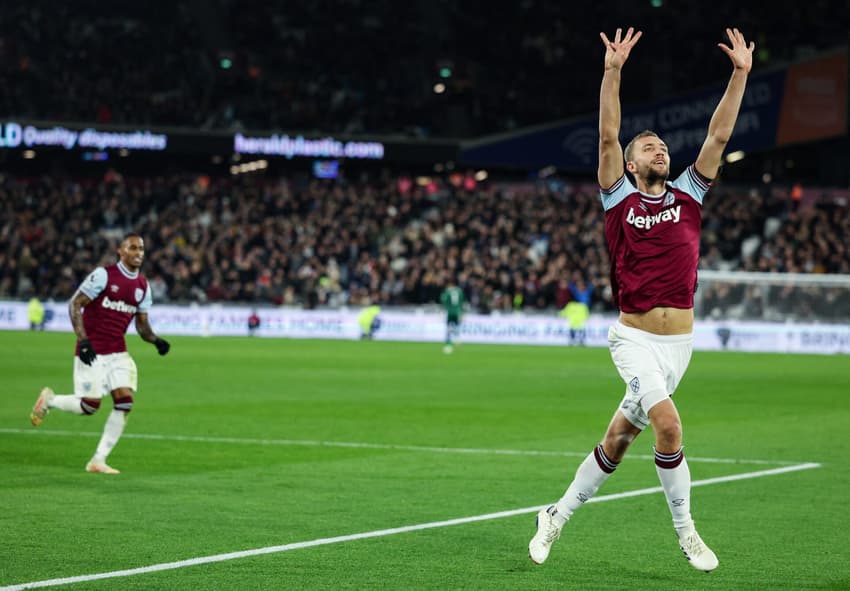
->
[0, 428, 804, 466]
[0, 462, 820, 591]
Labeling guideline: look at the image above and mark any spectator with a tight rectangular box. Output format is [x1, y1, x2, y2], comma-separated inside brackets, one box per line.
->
[247, 309, 261, 336]
[0, 171, 847, 318]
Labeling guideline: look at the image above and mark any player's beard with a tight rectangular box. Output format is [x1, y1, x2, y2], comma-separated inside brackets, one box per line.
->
[645, 163, 668, 186]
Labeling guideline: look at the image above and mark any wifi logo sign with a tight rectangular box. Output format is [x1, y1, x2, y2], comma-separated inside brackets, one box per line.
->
[561, 127, 598, 165]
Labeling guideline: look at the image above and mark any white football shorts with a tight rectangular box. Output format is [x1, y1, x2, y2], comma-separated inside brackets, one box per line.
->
[608, 322, 693, 430]
[74, 352, 138, 398]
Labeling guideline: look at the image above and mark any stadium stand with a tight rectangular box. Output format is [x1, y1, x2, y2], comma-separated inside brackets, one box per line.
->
[0, 2, 847, 317]
[2, 171, 847, 313]
[2, 0, 848, 136]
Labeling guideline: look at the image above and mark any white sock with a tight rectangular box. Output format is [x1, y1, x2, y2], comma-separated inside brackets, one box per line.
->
[554, 445, 619, 523]
[92, 410, 128, 464]
[49, 394, 85, 415]
[654, 447, 695, 535]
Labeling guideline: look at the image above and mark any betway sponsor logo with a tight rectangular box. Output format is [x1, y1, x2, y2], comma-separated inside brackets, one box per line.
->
[626, 205, 681, 229]
[102, 296, 137, 314]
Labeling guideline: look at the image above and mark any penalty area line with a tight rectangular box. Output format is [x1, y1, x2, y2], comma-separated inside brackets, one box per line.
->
[0, 462, 820, 591]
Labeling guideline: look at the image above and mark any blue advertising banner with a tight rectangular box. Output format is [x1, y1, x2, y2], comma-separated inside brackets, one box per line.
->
[0, 120, 458, 165]
[459, 69, 788, 172]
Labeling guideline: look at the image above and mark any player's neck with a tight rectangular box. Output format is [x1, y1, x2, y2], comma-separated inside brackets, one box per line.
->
[117, 261, 140, 277]
[636, 178, 666, 196]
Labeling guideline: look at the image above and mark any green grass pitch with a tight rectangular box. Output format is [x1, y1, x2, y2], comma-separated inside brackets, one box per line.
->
[1, 331, 848, 590]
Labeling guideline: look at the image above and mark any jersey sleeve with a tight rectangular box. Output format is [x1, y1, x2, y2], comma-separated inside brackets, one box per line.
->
[137, 283, 153, 313]
[78, 267, 108, 300]
[670, 164, 712, 205]
[599, 174, 637, 211]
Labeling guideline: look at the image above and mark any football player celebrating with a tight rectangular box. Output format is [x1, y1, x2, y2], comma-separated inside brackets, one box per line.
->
[529, 27, 754, 571]
[31, 234, 170, 474]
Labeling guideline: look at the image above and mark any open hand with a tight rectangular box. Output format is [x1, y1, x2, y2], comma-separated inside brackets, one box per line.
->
[718, 27, 754, 72]
[600, 27, 643, 71]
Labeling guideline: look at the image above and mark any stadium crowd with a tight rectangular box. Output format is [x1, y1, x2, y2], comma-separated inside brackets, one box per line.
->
[2, 0, 848, 137]
[2, 1, 848, 320]
[699, 185, 850, 321]
[2, 171, 847, 319]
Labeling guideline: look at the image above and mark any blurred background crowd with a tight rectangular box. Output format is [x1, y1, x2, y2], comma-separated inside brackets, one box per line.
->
[2, 0, 847, 137]
[0, 0, 848, 322]
[2, 171, 848, 316]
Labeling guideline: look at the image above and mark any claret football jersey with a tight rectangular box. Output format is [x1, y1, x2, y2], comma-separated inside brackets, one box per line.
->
[600, 164, 711, 313]
[75, 262, 152, 355]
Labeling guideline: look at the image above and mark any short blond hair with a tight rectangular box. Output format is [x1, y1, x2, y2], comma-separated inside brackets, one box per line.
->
[624, 130, 661, 162]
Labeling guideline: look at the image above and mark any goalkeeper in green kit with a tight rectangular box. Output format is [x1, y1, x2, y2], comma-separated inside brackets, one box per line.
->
[440, 278, 464, 354]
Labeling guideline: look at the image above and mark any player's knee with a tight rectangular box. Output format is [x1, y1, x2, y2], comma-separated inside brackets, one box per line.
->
[648, 398, 681, 439]
[653, 415, 682, 449]
[113, 395, 134, 413]
[80, 397, 101, 415]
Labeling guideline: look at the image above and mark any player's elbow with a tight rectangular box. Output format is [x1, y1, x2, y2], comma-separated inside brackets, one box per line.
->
[599, 128, 619, 145]
[709, 128, 733, 147]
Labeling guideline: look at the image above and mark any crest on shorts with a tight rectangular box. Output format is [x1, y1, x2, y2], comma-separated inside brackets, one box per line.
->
[134, 288, 144, 302]
[629, 377, 640, 393]
[82, 381, 92, 393]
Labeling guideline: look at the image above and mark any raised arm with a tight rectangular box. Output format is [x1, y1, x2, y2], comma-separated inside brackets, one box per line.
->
[695, 28, 754, 180]
[598, 27, 642, 189]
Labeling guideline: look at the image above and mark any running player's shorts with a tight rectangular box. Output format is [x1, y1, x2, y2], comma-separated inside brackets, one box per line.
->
[607, 322, 693, 430]
[74, 352, 138, 398]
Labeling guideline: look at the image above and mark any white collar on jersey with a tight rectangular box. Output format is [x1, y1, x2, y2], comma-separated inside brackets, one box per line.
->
[638, 184, 670, 200]
[117, 261, 140, 279]
[638, 183, 673, 205]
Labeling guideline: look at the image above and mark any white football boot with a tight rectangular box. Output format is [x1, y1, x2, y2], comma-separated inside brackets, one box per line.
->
[30, 387, 54, 426]
[86, 460, 120, 475]
[528, 506, 564, 564]
[679, 530, 719, 572]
